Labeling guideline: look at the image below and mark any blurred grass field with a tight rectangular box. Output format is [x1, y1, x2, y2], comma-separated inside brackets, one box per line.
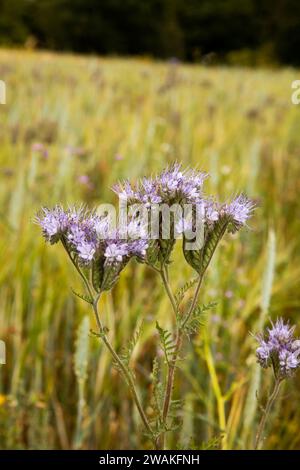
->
[0, 49, 300, 450]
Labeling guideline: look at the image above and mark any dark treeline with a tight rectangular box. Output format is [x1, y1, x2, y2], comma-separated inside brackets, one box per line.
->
[0, 0, 300, 65]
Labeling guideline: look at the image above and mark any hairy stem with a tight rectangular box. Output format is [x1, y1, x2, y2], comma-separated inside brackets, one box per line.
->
[92, 294, 154, 444]
[65, 247, 156, 448]
[160, 265, 178, 319]
[254, 377, 282, 450]
[158, 272, 203, 449]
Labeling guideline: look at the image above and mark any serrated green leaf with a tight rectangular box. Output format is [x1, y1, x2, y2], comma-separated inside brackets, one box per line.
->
[156, 321, 177, 366]
[120, 320, 143, 367]
[175, 277, 198, 306]
[71, 288, 93, 304]
[183, 301, 217, 334]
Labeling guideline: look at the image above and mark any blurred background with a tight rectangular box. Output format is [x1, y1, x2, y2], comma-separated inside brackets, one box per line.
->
[1, 0, 300, 66]
[0, 0, 300, 451]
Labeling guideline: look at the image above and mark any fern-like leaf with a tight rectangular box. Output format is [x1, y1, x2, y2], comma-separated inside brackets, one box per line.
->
[183, 301, 217, 334]
[71, 288, 93, 305]
[156, 322, 177, 366]
[179, 434, 222, 450]
[120, 320, 143, 367]
[175, 277, 198, 306]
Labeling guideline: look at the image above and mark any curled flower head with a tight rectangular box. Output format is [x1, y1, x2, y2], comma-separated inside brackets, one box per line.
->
[113, 164, 209, 265]
[103, 237, 148, 269]
[35, 206, 69, 244]
[223, 195, 255, 233]
[76, 240, 96, 263]
[104, 241, 129, 263]
[204, 199, 220, 224]
[114, 166, 255, 271]
[113, 163, 208, 206]
[36, 205, 148, 291]
[255, 318, 300, 379]
[279, 349, 300, 376]
[267, 317, 295, 348]
[128, 239, 148, 259]
[153, 163, 208, 203]
[256, 340, 271, 368]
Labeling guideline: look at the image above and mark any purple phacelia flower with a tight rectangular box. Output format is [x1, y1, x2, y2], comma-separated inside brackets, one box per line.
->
[104, 242, 128, 263]
[113, 163, 207, 207]
[94, 217, 111, 239]
[158, 164, 207, 203]
[126, 219, 148, 240]
[128, 239, 148, 259]
[67, 224, 86, 246]
[104, 238, 148, 264]
[255, 318, 300, 378]
[112, 180, 137, 202]
[204, 200, 220, 223]
[36, 205, 149, 288]
[76, 240, 96, 263]
[256, 340, 272, 368]
[36, 206, 69, 244]
[279, 349, 300, 375]
[225, 195, 255, 229]
[267, 317, 295, 347]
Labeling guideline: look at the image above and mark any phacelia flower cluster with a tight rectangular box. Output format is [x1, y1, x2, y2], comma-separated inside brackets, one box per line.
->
[37, 164, 256, 286]
[255, 318, 300, 378]
[36, 206, 148, 291]
[36, 206, 147, 264]
[223, 195, 255, 232]
[202, 195, 255, 234]
[114, 164, 254, 233]
[113, 163, 208, 206]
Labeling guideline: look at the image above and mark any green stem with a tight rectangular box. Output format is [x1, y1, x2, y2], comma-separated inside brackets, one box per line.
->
[254, 377, 282, 450]
[63, 242, 156, 448]
[160, 265, 178, 319]
[158, 272, 203, 449]
[92, 294, 156, 448]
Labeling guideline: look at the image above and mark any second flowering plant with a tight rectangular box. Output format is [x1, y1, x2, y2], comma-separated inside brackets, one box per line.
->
[36, 163, 255, 449]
